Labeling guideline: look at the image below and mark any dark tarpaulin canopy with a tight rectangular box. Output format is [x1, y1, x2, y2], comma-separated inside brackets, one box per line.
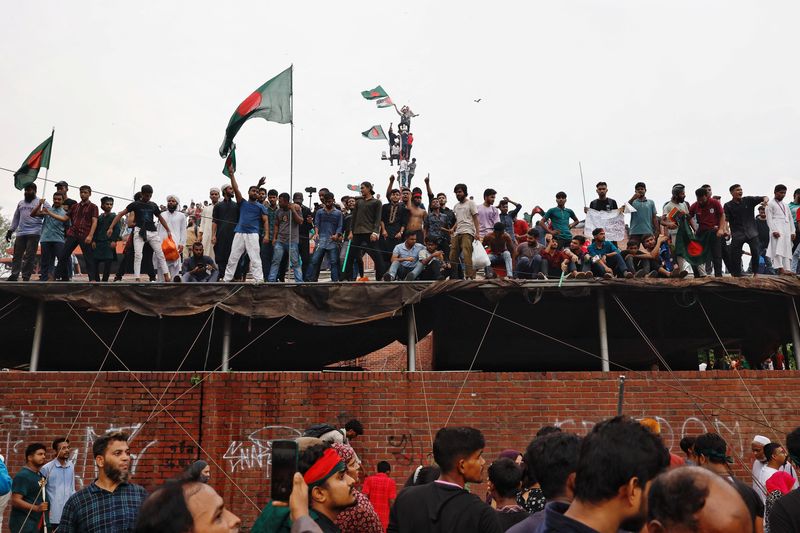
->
[1, 276, 799, 325]
[0, 277, 797, 371]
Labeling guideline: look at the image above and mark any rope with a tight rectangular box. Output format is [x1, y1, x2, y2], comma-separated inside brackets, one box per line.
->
[64, 311, 129, 441]
[611, 293, 772, 492]
[696, 295, 779, 442]
[65, 303, 262, 511]
[443, 301, 499, 428]
[411, 304, 434, 447]
[141, 315, 287, 426]
[447, 294, 783, 432]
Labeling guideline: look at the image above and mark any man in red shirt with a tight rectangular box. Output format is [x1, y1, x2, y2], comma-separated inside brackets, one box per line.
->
[362, 461, 396, 532]
[689, 187, 727, 277]
[55, 185, 99, 281]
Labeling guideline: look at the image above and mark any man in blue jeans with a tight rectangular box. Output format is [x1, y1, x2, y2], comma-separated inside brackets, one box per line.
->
[587, 228, 632, 278]
[268, 193, 304, 282]
[383, 232, 425, 281]
[306, 192, 343, 282]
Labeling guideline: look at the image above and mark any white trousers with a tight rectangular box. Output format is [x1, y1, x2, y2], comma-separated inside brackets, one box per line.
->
[157, 258, 182, 280]
[223, 233, 263, 282]
[771, 253, 792, 272]
[134, 230, 169, 278]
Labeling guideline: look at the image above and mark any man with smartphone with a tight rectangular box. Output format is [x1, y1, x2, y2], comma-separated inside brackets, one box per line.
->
[253, 443, 356, 533]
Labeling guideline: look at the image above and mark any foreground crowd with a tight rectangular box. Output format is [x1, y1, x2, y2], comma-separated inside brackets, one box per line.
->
[1, 417, 799, 532]
[6, 173, 800, 283]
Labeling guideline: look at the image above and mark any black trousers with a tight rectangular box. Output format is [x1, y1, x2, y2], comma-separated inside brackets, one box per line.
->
[56, 236, 96, 281]
[345, 234, 386, 280]
[729, 235, 760, 276]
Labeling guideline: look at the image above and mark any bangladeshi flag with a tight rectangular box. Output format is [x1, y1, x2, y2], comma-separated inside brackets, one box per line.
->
[675, 218, 714, 266]
[14, 132, 53, 190]
[361, 125, 387, 140]
[219, 66, 292, 157]
[222, 146, 236, 178]
[360, 85, 387, 100]
[376, 96, 394, 108]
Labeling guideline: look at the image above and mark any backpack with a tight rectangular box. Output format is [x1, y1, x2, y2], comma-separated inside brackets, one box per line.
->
[303, 423, 339, 439]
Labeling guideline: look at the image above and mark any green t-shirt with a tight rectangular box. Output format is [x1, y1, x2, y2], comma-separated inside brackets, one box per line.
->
[9, 467, 49, 533]
[543, 207, 576, 240]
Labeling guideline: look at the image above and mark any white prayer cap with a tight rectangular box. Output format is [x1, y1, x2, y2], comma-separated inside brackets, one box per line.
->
[210, 187, 221, 194]
[753, 435, 770, 445]
[221, 183, 230, 192]
[166, 194, 180, 204]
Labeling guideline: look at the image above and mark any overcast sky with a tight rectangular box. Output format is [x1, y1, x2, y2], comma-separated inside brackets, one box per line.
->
[2, 1, 800, 218]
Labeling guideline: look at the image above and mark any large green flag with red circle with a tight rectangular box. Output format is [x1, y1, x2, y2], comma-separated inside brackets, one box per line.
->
[675, 217, 713, 266]
[219, 66, 292, 157]
[14, 132, 53, 190]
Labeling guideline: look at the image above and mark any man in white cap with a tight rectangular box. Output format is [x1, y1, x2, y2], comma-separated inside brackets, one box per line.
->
[158, 194, 187, 281]
[199, 187, 220, 260]
[752, 434, 797, 500]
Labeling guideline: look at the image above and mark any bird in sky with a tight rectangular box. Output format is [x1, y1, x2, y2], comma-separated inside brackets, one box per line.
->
[474, 98, 482, 103]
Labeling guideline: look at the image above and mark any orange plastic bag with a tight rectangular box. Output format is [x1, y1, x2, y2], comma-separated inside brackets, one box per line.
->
[162, 235, 180, 262]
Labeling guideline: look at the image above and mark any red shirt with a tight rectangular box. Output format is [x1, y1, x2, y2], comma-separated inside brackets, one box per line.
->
[362, 472, 396, 531]
[541, 249, 568, 269]
[66, 200, 99, 239]
[513, 219, 529, 241]
[689, 198, 723, 232]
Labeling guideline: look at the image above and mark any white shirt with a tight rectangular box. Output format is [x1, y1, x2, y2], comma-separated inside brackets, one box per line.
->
[158, 209, 187, 246]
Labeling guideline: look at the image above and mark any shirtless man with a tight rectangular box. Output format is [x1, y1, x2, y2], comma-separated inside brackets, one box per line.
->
[405, 187, 427, 243]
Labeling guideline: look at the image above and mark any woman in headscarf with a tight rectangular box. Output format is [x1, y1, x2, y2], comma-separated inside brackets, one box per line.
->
[330, 443, 382, 533]
[184, 460, 211, 483]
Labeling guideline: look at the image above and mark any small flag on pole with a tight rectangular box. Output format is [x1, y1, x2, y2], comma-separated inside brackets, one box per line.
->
[347, 184, 360, 191]
[14, 132, 54, 190]
[376, 96, 394, 108]
[360, 85, 388, 100]
[222, 146, 236, 178]
[361, 125, 387, 140]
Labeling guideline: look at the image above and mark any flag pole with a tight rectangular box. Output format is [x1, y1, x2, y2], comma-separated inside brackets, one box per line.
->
[42, 127, 54, 199]
[289, 65, 294, 272]
[579, 161, 587, 208]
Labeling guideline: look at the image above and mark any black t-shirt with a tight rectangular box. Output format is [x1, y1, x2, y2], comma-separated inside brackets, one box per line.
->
[495, 509, 529, 530]
[728, 477, 764, 525]
[724, 196, 763, 240]
[126, 200, 160, 232]
[382, 202, 408, 234]
[589, 198, 618, 211]
[769, 488, 800, 533]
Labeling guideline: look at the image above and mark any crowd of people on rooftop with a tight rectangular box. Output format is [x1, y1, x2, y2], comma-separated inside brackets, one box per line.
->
[2, 417, 799, 532]
[5, 172, 800, 283]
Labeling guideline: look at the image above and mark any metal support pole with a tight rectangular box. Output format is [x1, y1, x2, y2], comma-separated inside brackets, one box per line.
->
[789, 298, 800, 370]
[407, 305, 416, 372]
[598, 290, 610, 372]
[617, 375, 626, 415]
[222, 313, 232, 372]
[30, 301, 45, 372]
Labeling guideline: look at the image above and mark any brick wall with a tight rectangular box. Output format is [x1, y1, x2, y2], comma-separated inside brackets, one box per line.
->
[0, 370, 796, 529]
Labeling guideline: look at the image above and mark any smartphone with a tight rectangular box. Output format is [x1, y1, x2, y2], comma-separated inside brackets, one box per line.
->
[271, 440, 298, 502]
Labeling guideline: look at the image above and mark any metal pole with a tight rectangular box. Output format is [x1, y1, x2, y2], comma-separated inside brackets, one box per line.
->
[789, 297, 800, 370]
[617, 375, 626, 415]
[30, 301, 45, 371]
[598, 289, 610, 372]
[407, 305, 416, 372]
[221, 313, 232, 372]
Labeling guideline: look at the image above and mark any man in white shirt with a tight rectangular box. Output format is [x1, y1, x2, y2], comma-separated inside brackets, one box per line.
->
[766, 184, 795, 274]
[40, 437, 76, 530]
[158, 194, 188, 280]
[199, 187, 220, 260]
[751, 434, 797, 501]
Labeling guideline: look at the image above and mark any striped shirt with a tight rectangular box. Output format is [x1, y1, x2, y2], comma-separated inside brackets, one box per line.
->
[58, 481, 147, 533]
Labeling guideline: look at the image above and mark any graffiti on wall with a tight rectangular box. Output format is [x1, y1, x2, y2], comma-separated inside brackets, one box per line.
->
[224, 426, 302, 475]
[0, 408, 158, 487]
[553, 415, 746, 458]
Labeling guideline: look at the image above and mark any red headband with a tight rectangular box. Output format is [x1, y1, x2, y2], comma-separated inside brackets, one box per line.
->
[303, 448, 346, 487]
